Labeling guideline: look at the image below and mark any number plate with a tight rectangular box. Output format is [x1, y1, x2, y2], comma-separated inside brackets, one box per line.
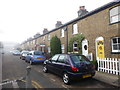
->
[37, 58, 43, 59]
[83, 74, 91, 78]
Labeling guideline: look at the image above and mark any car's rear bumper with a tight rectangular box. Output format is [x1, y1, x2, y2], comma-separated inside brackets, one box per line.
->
[32, 59, 45, 63]
[67, 71, 96, 80]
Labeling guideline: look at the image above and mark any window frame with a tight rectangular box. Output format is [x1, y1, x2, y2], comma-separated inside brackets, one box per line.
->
[61, 29, 64, 38]
[72, 23, 78, 35]
[61, 44, 65, 53]
[109, 6, 120, 24]
[48, 34, 50, 41]
[48, 46, 51, 53]
[111, 37, 120, 53]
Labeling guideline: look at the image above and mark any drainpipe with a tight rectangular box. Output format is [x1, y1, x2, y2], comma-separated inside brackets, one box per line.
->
[64, 27, 68, 54]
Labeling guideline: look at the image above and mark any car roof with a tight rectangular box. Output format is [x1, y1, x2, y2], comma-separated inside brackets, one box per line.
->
[55, 54, 84, 56]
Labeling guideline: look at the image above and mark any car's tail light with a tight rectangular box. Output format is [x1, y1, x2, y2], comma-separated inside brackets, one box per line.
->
[71, 66, 79, 72]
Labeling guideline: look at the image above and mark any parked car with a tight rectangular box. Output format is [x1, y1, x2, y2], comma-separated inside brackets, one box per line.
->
[43, 54, 95, 84]
[25, 50, 46, 65]
[20, 51, 29, 60]
[12, 50, 21, 56]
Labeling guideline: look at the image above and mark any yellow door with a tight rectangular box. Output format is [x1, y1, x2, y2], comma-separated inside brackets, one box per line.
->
[97, 40, 105, 58]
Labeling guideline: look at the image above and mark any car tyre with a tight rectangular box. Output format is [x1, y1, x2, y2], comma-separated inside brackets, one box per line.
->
[43, 65, 48, 73]
[63, 73, 71, 85]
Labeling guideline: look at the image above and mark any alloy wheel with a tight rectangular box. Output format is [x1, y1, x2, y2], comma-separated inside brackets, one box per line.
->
[43, 66, 48, 73]
[63, 73, 70, 85]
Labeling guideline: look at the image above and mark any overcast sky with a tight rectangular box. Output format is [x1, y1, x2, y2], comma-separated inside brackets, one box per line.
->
[0, 0, 114, 43]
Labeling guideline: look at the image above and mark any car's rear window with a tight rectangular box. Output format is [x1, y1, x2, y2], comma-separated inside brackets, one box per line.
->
[70, 55, 90, 65]
[34, 51, 43, 55]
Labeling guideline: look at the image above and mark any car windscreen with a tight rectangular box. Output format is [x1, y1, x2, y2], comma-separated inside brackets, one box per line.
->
[34, 51, 43, 55]
[70, 55, 90, 65]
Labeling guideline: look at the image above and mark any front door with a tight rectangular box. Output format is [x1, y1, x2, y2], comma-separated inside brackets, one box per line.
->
[82, 39, 88, 56]
[96, 37, 105, 59]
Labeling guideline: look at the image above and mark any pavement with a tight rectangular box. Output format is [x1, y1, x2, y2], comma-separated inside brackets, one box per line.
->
[93, 71, 120, 87]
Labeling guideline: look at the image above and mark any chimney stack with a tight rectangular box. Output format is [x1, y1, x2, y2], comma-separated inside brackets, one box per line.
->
[55, 21, 62, 28]
[43, 28, 48, 34]
[77, 6, 88, 17]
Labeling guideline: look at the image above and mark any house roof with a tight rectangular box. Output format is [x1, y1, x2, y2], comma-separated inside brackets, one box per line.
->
[24, 0, 120, 43]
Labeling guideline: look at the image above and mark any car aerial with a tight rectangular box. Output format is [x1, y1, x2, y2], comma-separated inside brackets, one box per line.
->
[25, 50, 46, 65]
[12, 50, 21, 56]
[20, 50, 29, 60]
[43, 54, 96, 84]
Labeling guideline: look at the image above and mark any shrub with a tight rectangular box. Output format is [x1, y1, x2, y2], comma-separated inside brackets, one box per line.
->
[50, 36, 62, 56]
[90, 60, 98, 70]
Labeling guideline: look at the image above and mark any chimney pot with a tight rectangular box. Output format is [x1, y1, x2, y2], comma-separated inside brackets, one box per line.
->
[55, 21, 62, 28]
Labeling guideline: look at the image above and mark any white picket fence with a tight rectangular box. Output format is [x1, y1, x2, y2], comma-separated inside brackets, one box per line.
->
[97, 58, 120, 75]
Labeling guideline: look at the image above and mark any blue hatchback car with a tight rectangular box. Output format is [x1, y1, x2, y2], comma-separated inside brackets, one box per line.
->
[25, 51, 46, 65]
[43, 54, 95, 84]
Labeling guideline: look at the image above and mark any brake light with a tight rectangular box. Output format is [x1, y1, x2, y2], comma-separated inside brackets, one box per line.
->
[71, 66, 79, 72]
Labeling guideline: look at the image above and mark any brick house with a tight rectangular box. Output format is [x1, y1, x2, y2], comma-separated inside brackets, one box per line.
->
[21, 1, 120, 60]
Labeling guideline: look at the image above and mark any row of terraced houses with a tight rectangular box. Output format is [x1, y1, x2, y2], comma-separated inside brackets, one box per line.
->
[20, 1, 120, 75]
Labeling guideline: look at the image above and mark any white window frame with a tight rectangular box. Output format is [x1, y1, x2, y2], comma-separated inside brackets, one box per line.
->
[48, 47, 51, 53]
[110, 6, 120, 24]
[61, 44, 65, 53]
[111, 37, 120, 53]
[61, 29, 64, 37]
[48, 34, 50, 41]
[73, 23, 78, 34]
[73, 41, 78, 52]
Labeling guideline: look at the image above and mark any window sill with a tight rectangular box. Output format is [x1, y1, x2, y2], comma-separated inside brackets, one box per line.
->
[109, 21, 120, 25]
[111, 52, 120, 54]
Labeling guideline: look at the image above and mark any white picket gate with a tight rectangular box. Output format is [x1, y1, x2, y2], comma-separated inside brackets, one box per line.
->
[97, 58, 120, 75]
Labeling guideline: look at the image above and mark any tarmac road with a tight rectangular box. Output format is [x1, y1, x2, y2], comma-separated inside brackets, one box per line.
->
[2, 51, 117, 89]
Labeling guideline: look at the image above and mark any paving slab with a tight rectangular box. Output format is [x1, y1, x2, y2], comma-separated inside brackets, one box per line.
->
[93, 71, 120, 87]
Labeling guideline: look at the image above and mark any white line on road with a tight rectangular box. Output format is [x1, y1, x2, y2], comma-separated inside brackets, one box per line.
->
[50, 78, 56, 82]
[12, 80, 19, 88]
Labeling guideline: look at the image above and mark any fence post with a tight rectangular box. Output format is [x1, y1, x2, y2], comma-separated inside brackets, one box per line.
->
[118, 59, 120, 86]
[110, 58, 112, 74]
[115, 58, 118, 75]
[97, 58, 99, 71]
[26, 66, 32, 89]
[113, 58, 115, 74]
[105, 58, 106, 72]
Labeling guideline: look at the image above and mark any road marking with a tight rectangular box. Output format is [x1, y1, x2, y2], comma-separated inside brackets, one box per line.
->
[50, 78, 56, 82]
[0, 80, 15, 86]
[32, 80, 43, 88]
[62, 84, 67, 88]
[12, 80, 19, 88]
[21, 80, 43, 89]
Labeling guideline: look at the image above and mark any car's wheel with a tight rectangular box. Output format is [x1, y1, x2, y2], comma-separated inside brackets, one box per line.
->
[63, 73, 71, 85]
[30, 60, 33, 65]
[43, 65, 48, 73]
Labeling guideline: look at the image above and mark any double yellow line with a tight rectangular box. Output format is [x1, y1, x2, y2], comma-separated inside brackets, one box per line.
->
[21, 80, 43, 89]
